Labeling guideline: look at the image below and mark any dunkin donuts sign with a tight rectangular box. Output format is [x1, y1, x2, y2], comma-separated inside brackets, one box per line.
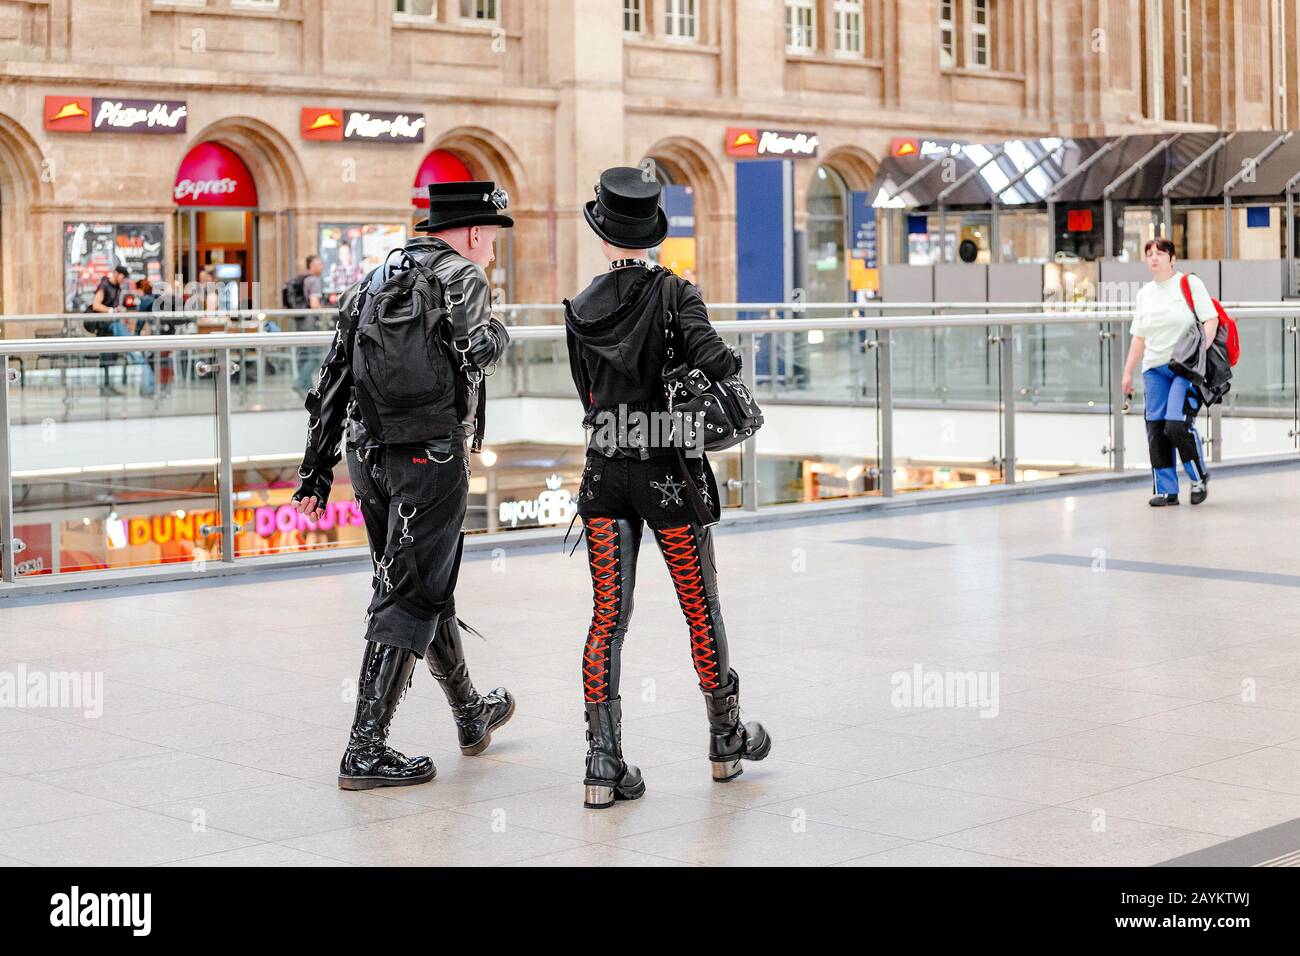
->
[45, 96, 188, 134]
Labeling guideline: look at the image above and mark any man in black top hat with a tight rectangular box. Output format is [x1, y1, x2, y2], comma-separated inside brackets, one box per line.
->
[292, 181, 517, 790]
[564, 167, 771, 810]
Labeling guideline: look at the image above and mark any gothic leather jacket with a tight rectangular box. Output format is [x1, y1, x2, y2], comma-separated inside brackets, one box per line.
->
[291, 237, 509, 507]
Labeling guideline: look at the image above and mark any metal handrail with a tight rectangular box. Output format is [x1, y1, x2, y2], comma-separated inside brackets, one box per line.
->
[4, 299, 1298, 324]
[4, 306, 1300, 354]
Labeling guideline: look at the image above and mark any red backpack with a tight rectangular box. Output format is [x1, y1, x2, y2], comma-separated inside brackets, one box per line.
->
[1180, 274, 1240, 366]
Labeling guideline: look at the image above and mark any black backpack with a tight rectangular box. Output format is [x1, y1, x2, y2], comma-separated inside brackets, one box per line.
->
[349, 248, 485, 449]
[282, 273, 309, 310]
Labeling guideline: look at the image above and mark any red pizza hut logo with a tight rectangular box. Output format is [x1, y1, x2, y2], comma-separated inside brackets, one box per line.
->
[44, 96, 93, 132]
[411, 457, 428, 464]
[301, 108, 345, 141]
[173, 177, 240, 202]
[45, 95, 187, 134]
[726, 127, 819, 158]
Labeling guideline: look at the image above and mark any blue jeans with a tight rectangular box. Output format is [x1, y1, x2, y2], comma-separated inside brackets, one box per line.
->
[109, 319, 156, 395]
[1143, 364, 1206, 496]
[296, 347, 324, 392]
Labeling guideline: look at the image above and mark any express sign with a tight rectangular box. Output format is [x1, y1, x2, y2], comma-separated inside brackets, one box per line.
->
[725, 127, 819, 159]
[301, 107, 426, 144]
[45, 96, 188, 134]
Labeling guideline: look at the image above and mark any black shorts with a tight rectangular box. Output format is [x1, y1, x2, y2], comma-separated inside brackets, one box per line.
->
[576, 450, 721, 527]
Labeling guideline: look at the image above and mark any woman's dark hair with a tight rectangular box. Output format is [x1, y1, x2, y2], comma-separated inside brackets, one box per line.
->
[136, 278, 153, 295]
[1143, 237, 1176, 258]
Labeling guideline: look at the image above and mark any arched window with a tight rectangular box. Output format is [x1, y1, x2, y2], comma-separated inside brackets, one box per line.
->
[806, 164, 849, 303]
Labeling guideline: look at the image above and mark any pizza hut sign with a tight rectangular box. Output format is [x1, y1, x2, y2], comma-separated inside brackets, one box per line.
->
[301, 107, 426, 144]
[725, 127, 820, 159]
[44, 96, 188, 134]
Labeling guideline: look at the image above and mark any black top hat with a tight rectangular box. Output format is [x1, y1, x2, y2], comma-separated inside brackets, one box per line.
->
[414, 180, 514, 233]
[583, 167, 669, 249]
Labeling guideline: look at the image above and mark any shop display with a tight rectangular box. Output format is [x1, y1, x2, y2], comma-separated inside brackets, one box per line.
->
[63, 221, 164, 313]
[317, 223, 407, 303]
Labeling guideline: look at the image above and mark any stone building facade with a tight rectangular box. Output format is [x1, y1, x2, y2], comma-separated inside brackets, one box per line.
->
[0, 0, 1293, 317]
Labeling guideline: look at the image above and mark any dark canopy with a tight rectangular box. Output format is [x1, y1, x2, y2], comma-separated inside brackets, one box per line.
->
[871, 130, 1300, 210]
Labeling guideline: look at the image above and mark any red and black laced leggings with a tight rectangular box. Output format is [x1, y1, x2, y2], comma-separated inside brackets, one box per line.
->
[582, 516, 730, 704]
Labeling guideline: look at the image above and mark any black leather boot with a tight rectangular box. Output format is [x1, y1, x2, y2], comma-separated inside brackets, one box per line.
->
[583, 698, 645, 809]
[427, 616, 515, 756]
[338, 641, 436, 791]
[703, 670, 771, 781]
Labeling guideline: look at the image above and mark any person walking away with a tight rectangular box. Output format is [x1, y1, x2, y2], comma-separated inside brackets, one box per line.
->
[564, 167, 771, 810]
[291, 182, 517, 790]
[1121, 238, 1218, 507]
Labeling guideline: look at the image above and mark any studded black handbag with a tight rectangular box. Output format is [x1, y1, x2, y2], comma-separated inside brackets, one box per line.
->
[660, 281, 764, 453]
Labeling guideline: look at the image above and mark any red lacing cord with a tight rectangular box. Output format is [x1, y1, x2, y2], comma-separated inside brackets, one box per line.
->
[657, 525, 720, 690]
[583, 517, 620, 703]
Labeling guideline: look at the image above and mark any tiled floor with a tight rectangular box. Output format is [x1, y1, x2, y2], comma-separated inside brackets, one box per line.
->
[2, 466, 1300, 866]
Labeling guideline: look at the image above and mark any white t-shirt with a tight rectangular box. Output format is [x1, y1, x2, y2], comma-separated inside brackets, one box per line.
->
[1131, 272, 1217, 371]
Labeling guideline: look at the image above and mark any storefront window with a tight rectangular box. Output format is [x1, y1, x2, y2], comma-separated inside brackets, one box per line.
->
[1117, 206, 1161, 261]
[998, 210, 1050, 263]
[806, 165, 849, 302]
[317, 223, 408, 305]
[63, 222, 164, 313]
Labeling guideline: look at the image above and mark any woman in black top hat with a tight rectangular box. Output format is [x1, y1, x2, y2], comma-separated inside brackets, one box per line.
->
[564, 167, 771, 810]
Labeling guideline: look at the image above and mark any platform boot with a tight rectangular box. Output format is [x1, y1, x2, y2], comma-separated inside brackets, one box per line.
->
[583, 698, 646, 808]
[426, 615, 515, 756]
[703, 670, 772, 781]
[338, 641, 436, 790]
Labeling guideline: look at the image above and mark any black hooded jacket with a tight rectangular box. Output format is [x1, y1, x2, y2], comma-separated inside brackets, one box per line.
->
[564, 265, 737, 416]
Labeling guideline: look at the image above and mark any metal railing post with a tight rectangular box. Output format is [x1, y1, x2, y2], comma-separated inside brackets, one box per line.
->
[998, 325, 1016, 483]
[1109, 319, 1127, 472]
[1210, 404, 1223, 463]
[877, 328, 894, 497]
[741, 331, 759, 511]
[213, 347, 237, 564]
[0, 360, 14, 583]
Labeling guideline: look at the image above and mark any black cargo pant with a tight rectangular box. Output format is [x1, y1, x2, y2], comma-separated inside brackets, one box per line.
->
[346, 439, 468, 656]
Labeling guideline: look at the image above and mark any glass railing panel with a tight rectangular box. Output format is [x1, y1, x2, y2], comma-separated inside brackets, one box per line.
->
[8, 343, 219, 577]
[1012, 321, 1116, 482]
[747, 327, 883, 505]
[890, 324, 1006, 493]
[1214, 317, 1299, 459]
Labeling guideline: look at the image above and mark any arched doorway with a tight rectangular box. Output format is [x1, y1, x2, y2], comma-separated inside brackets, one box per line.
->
[641, 137, 730, 298]
[418, 131, 527, 301]
[174, 142, 259, 311]
[806, 164, 850, 303]
[178, 118, 305, 311]
[0, 114, 51, 317]
[642, 163, 697, 283]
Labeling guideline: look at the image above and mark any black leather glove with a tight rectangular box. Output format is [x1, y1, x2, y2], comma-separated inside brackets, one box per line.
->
[292, 464, 334, 510]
